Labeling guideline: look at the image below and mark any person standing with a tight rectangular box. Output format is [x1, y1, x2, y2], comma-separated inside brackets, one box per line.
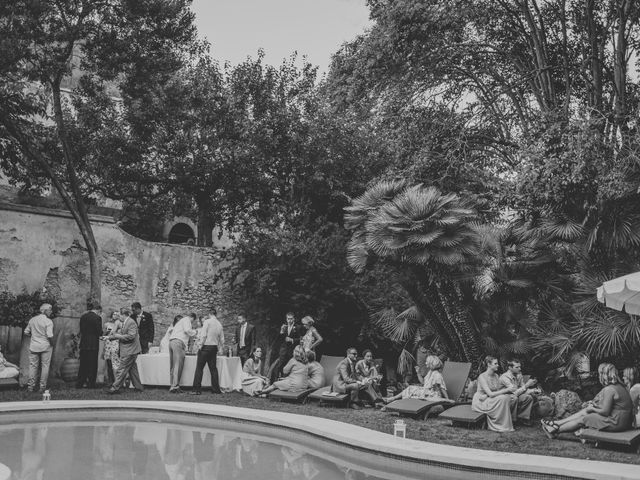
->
[131, 302, 154, 354]
[271, 312, 303, 382]
[500, 359, 537, 426]
[24, 303, 54, 393]
[234, 314, 255, 367]
[191, 312, 224, 395]
[168, 313, 197, 393]
[76, 302, 103, 389]
[106, 307, 144, 393]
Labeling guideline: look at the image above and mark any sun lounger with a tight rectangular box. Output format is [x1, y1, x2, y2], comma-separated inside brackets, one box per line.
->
[268, 387, 318, 403]
[307, 355, 351, 406]
[0, 378, 19, 390]
[384, 361, 472, 419]
[579, 428, 640, 452]
[439, 404, 486, 428]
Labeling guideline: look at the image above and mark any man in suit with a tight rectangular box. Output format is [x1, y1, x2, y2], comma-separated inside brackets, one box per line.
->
[271, 312, 303, 382]
[76, 302, 103, 389]
[106, 307, 144, 393]
[132, 302, 154, 354]
[332, 347, 366, 409]
[234, 314, 256, 367]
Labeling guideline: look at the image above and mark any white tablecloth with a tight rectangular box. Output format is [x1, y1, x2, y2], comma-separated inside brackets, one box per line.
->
[136, 354, 242, 391]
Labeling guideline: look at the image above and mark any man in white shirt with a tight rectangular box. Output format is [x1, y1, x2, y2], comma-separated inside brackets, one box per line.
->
[24, 303, 54, 392]
[168, 312, 197, 393]
[191, 310, 224, 394]
[500, 359, 538, 426]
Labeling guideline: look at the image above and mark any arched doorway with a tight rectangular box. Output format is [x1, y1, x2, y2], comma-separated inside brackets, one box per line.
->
[168, 223, 195, 244]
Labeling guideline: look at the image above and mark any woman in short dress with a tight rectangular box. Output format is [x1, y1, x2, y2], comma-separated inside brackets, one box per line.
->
[300, 316, 323, 352]
[241, 346, 269, 396]
[259, 345, 308, 394]
[384, 355, 450, 403]
[542, 363, 633, 438]
[472, 356, 516, 432]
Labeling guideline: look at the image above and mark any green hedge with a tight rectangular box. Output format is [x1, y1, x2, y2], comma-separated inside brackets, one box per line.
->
[0, 290, 59, 329]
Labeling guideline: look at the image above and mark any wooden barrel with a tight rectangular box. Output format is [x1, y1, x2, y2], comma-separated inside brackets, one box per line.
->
[60, 358, 80, 382]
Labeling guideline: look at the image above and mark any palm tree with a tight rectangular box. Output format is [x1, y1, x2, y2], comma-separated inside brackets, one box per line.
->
[344, 180, 483, 364]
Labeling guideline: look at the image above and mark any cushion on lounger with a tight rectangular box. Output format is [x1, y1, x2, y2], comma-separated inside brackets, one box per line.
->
[385, 398, 454, 416]
[268, 388, 317, 402]
[0, 378, 19, 390]
[307, 385, 349, 403]
[439, 404, 486, 425]
[579, 428, 640, 446]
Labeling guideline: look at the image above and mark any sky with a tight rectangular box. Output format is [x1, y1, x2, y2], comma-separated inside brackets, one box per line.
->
[190, 0, 372, 75]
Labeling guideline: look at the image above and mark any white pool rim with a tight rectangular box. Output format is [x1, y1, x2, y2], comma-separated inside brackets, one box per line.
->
[0, 400, 638, 480]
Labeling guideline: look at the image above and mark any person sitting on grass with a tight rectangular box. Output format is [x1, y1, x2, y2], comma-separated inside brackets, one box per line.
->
[241, 346, 270, 396]
[472, 356, 516, 432]
[258, 345, 309, 395]
[306, 350, 325, 389]
[383, 355, 451, 404]
[355, 349, 384, 406]
[541, 363, 633, 439]
[0, 345, 19, 380]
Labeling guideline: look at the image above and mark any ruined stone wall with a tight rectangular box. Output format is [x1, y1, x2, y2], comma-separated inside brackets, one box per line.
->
[0, 202, 241, 378]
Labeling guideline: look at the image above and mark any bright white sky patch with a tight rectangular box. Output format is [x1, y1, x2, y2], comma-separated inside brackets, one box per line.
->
[191, 0, 372, 74]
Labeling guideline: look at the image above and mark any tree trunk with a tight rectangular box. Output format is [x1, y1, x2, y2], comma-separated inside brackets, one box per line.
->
[196, 204, 214, 247]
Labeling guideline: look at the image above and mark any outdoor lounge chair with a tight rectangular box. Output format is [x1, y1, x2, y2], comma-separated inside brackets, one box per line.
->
[579, 428, 640, 453]
[269, 354, 343, 404]
[307, 355, 351, 406]
[438, 404, 486, 428]
[384, 361, 472, 420]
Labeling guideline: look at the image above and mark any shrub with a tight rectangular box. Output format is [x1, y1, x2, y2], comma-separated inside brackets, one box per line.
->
[0, 290, 59, 329]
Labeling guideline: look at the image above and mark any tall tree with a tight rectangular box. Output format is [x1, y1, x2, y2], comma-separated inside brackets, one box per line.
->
[0, 0, 199, 302]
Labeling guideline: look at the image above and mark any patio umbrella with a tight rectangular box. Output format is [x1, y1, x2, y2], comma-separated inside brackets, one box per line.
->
[597, 271, 640, 315]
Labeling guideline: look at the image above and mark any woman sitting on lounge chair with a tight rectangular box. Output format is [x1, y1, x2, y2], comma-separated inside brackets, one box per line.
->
[241, 346, 270, 396]
[355, 350, 384, 406]
[541, 363, 633, 438]
[0, 346, 19, 379]
[472, 356, 516, 432]
[258, 345, 309, 395]
[306, 350, 325, 389]
[384, 355, 449, 403]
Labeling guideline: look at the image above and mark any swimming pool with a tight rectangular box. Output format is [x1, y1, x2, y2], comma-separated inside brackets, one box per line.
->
[0, 401, 637, 480]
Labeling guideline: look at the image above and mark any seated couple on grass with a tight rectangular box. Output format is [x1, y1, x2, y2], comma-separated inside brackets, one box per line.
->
[332, 348, 384, 409]
[472, 356, 540, 432]
[541, 363, 634, 439]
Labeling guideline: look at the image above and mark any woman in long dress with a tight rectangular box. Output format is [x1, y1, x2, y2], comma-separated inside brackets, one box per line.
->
[259, 346, 308, 394]
[384, 355, 450, 403]
[472, 356, 516, 432]
[241, 347, 269, 396]
[541, 363, 633, 438]
[300, 316, 323, 352]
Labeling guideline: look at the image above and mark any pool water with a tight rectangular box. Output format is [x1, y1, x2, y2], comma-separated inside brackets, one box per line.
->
[0, 421, 388, 480]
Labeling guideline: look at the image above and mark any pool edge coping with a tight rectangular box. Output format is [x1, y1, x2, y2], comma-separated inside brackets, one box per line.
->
[0, 400, 638, 480]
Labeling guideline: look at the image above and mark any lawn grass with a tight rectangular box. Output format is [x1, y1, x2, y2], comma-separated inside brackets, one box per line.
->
[1, 379, 639, 466]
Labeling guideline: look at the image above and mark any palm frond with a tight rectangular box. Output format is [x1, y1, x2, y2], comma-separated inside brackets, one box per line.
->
[397, 348, 416, 376]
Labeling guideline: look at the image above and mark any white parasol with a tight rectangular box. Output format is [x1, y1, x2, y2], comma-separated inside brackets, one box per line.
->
[597, 271, 640, 315]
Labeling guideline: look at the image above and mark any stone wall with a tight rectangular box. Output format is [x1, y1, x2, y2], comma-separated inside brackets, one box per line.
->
[0, 202, 241, 379]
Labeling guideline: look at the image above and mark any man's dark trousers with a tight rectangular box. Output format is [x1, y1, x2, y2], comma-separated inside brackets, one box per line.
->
[76, 350, 98, 388]
[193, 345, 221, 393]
